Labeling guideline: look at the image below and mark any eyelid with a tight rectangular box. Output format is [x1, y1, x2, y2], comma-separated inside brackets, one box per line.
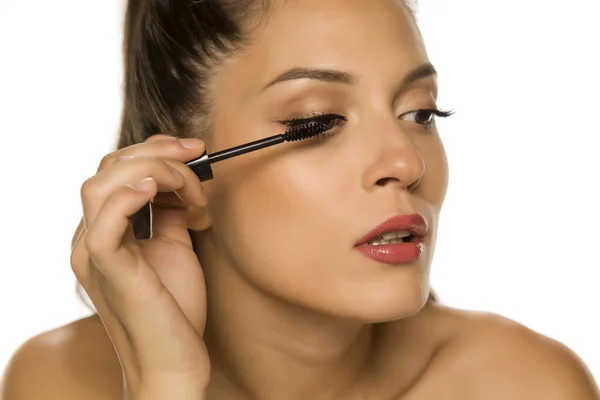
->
[400, 108, 453, 118]
[277, 113, 347, 127]
[276, 113, 347, 144]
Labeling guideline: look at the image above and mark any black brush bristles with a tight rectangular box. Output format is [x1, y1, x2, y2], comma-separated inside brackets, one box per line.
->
[282, 122, 329, 142]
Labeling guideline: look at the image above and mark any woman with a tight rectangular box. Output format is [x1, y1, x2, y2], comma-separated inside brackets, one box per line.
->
[2, 0, 598, 399]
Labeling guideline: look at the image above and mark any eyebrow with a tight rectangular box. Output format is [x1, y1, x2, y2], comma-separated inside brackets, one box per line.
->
[261, 63, 437, 92]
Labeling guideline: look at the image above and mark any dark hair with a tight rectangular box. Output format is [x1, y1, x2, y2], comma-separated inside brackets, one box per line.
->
[76, 0, 436, 309]
[116, 0, 272, 150]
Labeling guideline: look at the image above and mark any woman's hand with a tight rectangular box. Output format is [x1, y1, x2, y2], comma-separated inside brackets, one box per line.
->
[70, 135, 210, 399]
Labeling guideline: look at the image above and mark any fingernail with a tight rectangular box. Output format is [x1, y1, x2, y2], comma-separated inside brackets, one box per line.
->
[179, 138, 204, 150]
[127, 177, 155, 192]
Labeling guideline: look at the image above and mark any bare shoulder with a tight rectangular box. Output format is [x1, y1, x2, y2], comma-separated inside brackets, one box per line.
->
[1, 314, 122, 400]
[428, 305, 600, 399]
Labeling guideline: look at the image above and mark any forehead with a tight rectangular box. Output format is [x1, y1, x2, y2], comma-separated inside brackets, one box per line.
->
[239, 0, 428, 86]
[217, 0, 429, 103]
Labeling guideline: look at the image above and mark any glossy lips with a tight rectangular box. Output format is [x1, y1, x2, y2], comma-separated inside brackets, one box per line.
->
[354, 213, 428, 264]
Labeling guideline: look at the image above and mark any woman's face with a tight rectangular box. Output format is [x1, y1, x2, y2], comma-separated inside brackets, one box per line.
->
[195, 0, 449, 322]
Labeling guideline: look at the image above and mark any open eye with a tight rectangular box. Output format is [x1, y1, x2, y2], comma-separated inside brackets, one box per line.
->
[399, 108, 454, 133]
[401, 108, 453, 124]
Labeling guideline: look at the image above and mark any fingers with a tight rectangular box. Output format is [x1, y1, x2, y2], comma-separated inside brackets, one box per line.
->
[81, 138, 206, 230]
[85, 177, 157, 257]
[83, 176, 175, 309]
[70, 135, 211, 392]
[97, 136, 205, 173]
[71, 218, 86, 251]
[81, 157, 181, 228]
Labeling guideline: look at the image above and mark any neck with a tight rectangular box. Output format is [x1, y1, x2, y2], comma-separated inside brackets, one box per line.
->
[203, 263, 375, 400]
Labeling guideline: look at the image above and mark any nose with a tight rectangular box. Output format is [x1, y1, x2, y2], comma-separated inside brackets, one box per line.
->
[361, 120, 425, 192]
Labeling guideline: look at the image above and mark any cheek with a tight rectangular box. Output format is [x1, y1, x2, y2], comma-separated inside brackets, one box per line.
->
[422, 138, 449, 206]
[209, 155, 351, 284]
[213, 158, 343, 263]
[228, 161, 341, 242]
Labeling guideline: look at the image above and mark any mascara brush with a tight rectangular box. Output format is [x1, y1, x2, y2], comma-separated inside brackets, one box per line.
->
[185, 121, 329, 181]
[132, 121, 329, 239]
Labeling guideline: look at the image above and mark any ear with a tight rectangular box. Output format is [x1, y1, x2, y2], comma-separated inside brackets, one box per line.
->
[186, 204, 213, 231]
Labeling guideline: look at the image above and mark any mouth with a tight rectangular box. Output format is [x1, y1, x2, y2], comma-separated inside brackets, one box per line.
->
[364, 231, 418, 245]
[355, 214, 428, 247]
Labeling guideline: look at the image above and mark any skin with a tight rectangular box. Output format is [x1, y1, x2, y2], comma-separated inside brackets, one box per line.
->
[1, 0, 598, 399]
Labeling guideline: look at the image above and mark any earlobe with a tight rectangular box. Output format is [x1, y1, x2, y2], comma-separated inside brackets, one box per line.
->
[186, 205, 213, 231]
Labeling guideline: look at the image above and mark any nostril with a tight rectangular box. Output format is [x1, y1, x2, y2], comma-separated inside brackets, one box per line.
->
[376, 177, 399, 186]
[407, 177, 422, 192]
[375, 177, 420, 190]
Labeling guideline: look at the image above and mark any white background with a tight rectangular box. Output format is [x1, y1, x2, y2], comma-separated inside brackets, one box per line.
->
[0, 0, 598, 382]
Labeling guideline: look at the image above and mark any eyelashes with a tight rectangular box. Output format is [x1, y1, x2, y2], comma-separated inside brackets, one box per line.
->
[277, 108, 455, 142]
[278, 113, 347, 142]
[399, 108, 455, 133]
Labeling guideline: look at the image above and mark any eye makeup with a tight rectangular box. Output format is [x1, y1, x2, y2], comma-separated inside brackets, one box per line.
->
[275, 107, 454, 141]
[277, 113, 347, 142]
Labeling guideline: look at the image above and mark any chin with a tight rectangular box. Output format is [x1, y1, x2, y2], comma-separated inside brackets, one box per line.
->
[333, 279, 430, 323]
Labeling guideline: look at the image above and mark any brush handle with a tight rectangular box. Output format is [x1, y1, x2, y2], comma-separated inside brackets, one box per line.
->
[208, 135, 285, 163]
[185, 151, 214, 182]
[186, 134, 285, 182]
[185, 121, 327, 182]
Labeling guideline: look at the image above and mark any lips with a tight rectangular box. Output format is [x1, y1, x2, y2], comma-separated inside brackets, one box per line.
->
[355, 213, 428, 247]
[353, 213, 429, 264]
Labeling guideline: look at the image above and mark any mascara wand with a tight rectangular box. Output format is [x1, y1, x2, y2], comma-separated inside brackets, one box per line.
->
[185, 121, 329, 181]
[131, 122, 329, 239]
